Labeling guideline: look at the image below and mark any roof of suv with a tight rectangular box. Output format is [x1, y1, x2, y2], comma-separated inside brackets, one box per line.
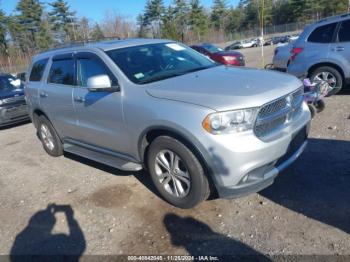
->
[33, 38, 172, 61]
[312, 12, 350, 27]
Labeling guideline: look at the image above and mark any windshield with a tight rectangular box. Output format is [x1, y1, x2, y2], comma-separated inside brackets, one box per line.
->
[202, 44, 222, 53]
[106, 42, 218, 84]
[0, 75, 23, 92]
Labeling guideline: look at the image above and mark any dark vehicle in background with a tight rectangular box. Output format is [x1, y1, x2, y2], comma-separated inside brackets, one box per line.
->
[272, 35, 290, 45]
[16, 72, 26, 82]
[191, 43, 245, 66]
[225, 41, 243, 50]
[0, 74, 29, 127]
[263, 38, 273, 46]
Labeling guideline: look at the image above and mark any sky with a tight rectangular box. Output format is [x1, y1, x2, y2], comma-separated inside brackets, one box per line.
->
[1, 0, 240, 22]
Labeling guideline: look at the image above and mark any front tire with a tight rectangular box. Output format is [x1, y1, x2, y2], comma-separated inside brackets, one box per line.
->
[147, 136, 210, 209]
[37, 116, 63, 157]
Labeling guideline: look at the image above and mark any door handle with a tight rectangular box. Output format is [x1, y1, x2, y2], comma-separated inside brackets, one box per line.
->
[332, 46, 345, 52]
[74, 96, 85, 103]
[39, 92, 48, 98]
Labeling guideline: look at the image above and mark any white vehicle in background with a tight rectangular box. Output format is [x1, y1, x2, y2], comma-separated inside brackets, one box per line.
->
[241, 39, 256, 48]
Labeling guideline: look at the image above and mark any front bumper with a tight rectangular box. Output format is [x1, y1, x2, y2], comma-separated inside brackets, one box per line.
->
[200, 103, 311, 198]
[0, 103, 29, 127]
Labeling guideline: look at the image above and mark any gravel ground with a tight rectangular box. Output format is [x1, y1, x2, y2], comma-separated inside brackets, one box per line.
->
[0, 47, 349, 259]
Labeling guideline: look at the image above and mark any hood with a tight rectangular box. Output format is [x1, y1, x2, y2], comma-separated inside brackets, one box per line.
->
[145, 66, 302, 111]
[0, 88, 25, 100]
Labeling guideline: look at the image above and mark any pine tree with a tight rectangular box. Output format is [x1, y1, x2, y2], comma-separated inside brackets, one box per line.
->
[143, 0, 165, 37]
[173, 0, 189, 41]
[49, 0, 77, 43]
[13, 0, 48, 51]
[211, 0, 227, 30]
[90, 23, 104, 41]
[188, 0, 209, 41]
[0, 9, 8, 55]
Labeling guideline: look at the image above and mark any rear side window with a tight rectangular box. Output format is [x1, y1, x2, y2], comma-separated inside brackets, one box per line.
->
[308, 22, 337, 43]
[29, 59, 48, 82]
[338, 20, 350, 42]
[48, 59, 75, 85]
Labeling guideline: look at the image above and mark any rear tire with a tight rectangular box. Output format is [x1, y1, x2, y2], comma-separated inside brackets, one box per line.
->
[147, 136, 210, 209]
[37, 116, 63, 157]
[310, 66, 343, 96]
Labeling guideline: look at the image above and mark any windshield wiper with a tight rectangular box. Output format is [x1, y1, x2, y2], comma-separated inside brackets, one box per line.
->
[138, 65, 218, 84]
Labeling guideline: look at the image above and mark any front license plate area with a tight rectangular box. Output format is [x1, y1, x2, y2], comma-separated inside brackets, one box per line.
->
[276, 126, 308, 166]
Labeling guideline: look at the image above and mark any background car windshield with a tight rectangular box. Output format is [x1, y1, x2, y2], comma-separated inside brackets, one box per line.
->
[106, 43, 217, 84]
[202, 44, 222, 53]
[0, 75, 23, 91]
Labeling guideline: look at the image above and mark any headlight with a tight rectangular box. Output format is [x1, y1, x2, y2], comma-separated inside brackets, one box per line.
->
[0, 99, 3, 105]
[222, 56, 236, 62]
[202, 108, 258, 134]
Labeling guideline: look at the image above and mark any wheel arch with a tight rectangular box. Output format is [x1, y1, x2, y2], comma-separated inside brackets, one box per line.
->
[138, 126, 218, 197]
[308, 62, 345, 82]
[32, 108, 49, 128]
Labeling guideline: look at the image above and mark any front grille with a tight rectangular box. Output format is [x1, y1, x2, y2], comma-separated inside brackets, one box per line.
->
[254, 88, 304, 137]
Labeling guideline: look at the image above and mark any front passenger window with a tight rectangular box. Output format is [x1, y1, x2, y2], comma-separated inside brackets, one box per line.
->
[77, 57, 116, 87]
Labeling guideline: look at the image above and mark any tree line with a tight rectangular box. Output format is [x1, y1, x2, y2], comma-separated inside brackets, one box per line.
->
[0, 0, 348, 72]
[137, 0, 349, 42]
[0, 0, 136, 72]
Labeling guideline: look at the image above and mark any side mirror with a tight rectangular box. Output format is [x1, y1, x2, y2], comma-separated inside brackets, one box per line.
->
[87, 74, 119, 92]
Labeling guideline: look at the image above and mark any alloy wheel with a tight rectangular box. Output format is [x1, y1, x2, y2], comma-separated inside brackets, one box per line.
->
[154, 149, 191, 198]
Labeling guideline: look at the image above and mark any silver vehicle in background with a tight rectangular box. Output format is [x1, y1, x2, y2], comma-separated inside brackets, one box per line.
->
[288, 13, 350, 95]
[25, 39, 311, 208]
[272, 42, 294, 71]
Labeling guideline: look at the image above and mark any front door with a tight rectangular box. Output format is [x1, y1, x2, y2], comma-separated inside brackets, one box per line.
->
[72, 52, 130, 153]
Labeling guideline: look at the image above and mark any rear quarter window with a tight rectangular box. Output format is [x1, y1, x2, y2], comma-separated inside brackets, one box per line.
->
[308, 23, 337, 43]
[338, 20, 350, 42]
[29, 58, 49, 82]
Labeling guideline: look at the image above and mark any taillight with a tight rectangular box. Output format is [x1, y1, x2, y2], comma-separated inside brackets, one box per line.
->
[290, 47, 303, 61]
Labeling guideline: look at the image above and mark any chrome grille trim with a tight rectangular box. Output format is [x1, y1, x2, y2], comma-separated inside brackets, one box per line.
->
[254, 88, 304, 137]
[1, 96, 25, 104]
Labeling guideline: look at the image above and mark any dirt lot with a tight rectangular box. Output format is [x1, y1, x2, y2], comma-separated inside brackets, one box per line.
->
[0, 46, 349, 259]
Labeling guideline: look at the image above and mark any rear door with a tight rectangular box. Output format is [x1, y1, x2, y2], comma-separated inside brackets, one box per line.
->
[331, 19, 350, 70]
[306, 22, 338, 60]
[72, 52, 129, 153]
[40, 53, 77, 139]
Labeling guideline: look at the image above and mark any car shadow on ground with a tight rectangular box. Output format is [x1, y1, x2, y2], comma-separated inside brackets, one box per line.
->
[164, 213, 271, 260]
[10, 204, 85, 261]
[260, 138, 350, 234]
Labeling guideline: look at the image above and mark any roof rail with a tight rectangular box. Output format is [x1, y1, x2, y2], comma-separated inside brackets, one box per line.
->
[316, 12, 350, 24]
[38, 36, 122, 54]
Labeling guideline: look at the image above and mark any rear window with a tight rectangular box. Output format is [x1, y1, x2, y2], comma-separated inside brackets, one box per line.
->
[308, 23, 337, 43]
[29, 59, 48, 82]
[338, 20, 350, 42]
[48, 59, 75, 86]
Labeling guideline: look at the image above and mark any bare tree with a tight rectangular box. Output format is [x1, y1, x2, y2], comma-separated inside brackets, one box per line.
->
[100, 10, 136, 39]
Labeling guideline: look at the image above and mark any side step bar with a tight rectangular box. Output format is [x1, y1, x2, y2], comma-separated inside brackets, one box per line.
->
[63, 140, 143, 172]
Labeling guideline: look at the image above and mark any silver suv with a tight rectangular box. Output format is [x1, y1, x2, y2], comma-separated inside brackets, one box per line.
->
[25, 39, 311, 208]
[288, 13, 350, 95]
